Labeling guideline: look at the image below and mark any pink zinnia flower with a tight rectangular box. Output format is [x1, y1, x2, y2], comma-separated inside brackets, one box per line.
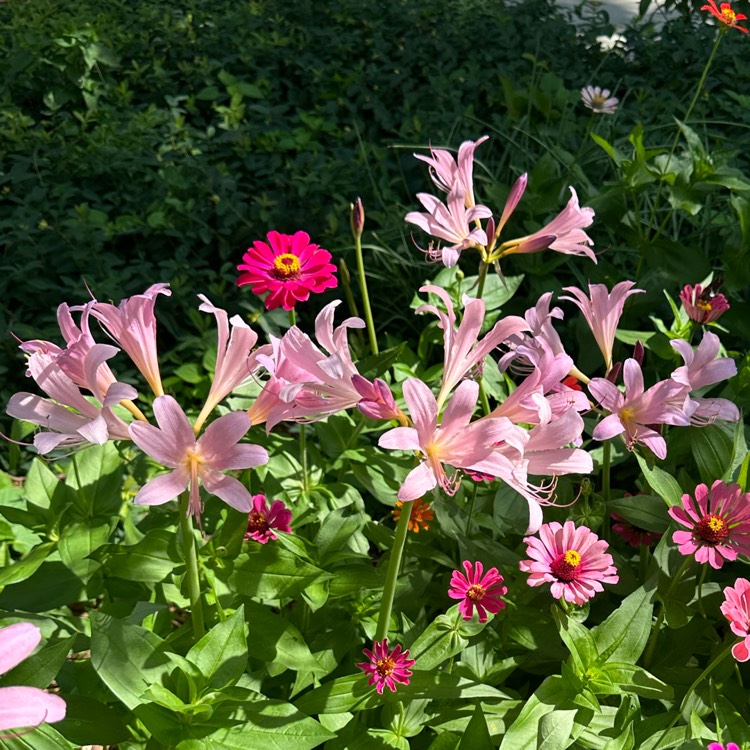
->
[520, 520, 618, 605]
[680, 283, 730, 324]
[580, 86, 619, 114]
[357, 639, 415, 694]
[561, 281, 644, 373]
[588, 359, 691, 459]
[611, 513, 662, 548]
[720, 578, 750, 662]
[448, 560, 507, 622]
[668, 480, 750, 569]
[0, 622, 66, 732]
[129, 396, 268, 520]
[237, 230, 337, 311]
[244, 494, 292, 543]
[90, 283, 172, 397]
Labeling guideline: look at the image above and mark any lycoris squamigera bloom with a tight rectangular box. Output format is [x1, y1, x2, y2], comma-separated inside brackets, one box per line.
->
[245, 494, 292, 543]
[391, 498, 434, 533]
[668, 480, 750, 569]
[237, 230, 337, 310]
[357, 639, 415, 694]
[448, 560, 507, 622]
[520, 520, 618, 605]
[0, 622, 67, 732]
[701, 0, 748, 32]
[720, 578, 750, 662]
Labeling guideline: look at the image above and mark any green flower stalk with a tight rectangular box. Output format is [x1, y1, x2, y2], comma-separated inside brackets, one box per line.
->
[351, 197, 379, 356]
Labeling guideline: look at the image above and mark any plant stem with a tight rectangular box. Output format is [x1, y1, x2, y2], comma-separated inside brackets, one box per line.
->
[375, 498, 413, 642]
[354, 231, 379, 356]
[601, 439, 611, 543]
[476, 261, 489, 300]
[299, 422, 309, 493]
[179, 494, 205, 641]
[465, 483, 478, 537]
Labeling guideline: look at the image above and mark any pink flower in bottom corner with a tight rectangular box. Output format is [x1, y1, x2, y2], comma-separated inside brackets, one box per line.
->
[520, 520, 618, 605]
[720, 578, 750, 662]
[708, 743, 741, 750]
[237, 230, 338, 311]
[244, 494, 292, 543]
[448, 560, 508, 622]
[357, 639, 415, 694]
[668, 480, 750, 570]
[0, 622, 67, 732]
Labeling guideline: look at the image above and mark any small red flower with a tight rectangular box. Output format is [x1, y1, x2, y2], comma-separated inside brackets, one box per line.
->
[357, 639, 415, 694]
[448, 560, 507, 622]
[701, 0, 748, 32]
[245, 494, 292, 544]
[237, 230, 338, 310]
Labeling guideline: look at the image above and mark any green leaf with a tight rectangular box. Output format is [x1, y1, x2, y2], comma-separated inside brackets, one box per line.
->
[24, 459, 73, 512]
[54, 694, 131, 746]
[65, 443, 123, 519]
[187, 606, 248, 690]
[0, 542, 55, 586]
[90, 612, 170, 709]
[228, 546, 327, 600]
[590, 586, 654, 664]
[458, 704, 494, 750]
[634, 453, 683, 506]
[407, 611, 476, 671]
[712, 695, 750, 744]
[607, 495, 670, 533]
[552, 609, 598, 671]
[102, 528, 180, 582]
[0, 722, 75, 749]
[537, 709, 576, 750]
[57, 520, 111, 581]
[599, 663, 672, 699]
[591, 132, 623, 165]
[0, 635, 73, 689]
[690, 424, 738, 485]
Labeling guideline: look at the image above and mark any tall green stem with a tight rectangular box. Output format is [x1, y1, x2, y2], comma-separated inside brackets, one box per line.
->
[476, 261, 489, 300]
[179, 495, 205, 640]
[375, 498, 413, 641]
[354, 231, 378, 357]
[601, 440, 611, 544]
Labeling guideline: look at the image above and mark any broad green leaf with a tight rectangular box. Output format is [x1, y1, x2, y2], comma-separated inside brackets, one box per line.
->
[187, 606, 247, 690]
[53, 694, 130, 746]
[313, 508, 365, 563]
[0, 542, 55, 586]
[537, 709, 576, 750]
[634, 454, 683, 506]
[690, 424, 738, 485]
[0, 560, 85, 611]
[24, 458, 73, 512]
[607, 495, 670, 533]
[90, 612, 170, 709]
[591, 132, 623, 164]
[552, 609, 598, 671]
[458, 704, 493, 750]
[599, 663, 672, 699]
[408, 611, 480, 671]
[0, 722, 75, 749]
[602, 724, 634, 750]
[712, 695, 750, 744]
[228, 546, 327, 600]
[0, 635, 73, 689]
[65, 443, 123, 519]
[590, 586, 654, 664]
[57, 520, 111, 581]
[102, 528, 180, 582]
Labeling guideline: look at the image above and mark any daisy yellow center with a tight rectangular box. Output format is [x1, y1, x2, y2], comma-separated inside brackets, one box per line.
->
[550, 549, 582, 582]
[467, 584, 486, 603]
[696, 514, 729, 544]
[272, 253, 301, 279]
[592, 93, 607, 105]
[246, 510, 267, 532]
[376, 657, 396, 677]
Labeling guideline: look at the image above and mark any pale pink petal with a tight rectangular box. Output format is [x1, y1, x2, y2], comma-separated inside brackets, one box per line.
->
[133, 469, 190, 506]
[0, 623, 41, 675]
[201, 471, 253, 512]
[378, 426, 421, 452]
[399, 461, 438, 501]
[0, 686, 66, 730]
[198, 411, 252, 461]
[402, 379, 438, 446]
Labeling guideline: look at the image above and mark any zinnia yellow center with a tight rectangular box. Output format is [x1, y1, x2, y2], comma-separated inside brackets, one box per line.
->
[376, 657, 396, 677]
[272, 253, 302, 278]
[467, 584, 486, 602]
[246, 510, 267, 532]
[722, 6, 736, 21]
[564, 550, 582, 566]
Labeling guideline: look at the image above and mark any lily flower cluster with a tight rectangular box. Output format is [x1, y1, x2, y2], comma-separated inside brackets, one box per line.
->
[405, 135, 596, 270]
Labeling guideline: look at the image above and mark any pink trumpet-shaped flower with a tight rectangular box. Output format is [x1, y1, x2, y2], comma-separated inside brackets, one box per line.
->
[90, 283, 171, 396]
[129, 396, 268, 520]
[357, 639, 415, 694]
[378, 378, 518, 501]
[416, 285, 527, 408]
[561, 281, 644, 372]
[720, 578, 750, 662]
[670, 333, 739, 425]
[520, 520, 618, 605]
[589, 359, 691, 459]
[405, 183, 492, 267]
[193, 295, 260, 432]
[352, 375, 405, 421]
[245, 494, 292, 543]
[414, 136, 489, 208]
[0, 622, 66, 732]
[448, 560, 507, 622]
[668, 480, 750, 569]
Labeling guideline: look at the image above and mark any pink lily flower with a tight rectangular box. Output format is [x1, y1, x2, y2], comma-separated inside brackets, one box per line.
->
[588, 359, 691, 459]
[416, 285, 527, 408]
[0, 622, 66, 732]
[414, 136, 489, 208]
[405, 183, 492, 267]
[352, 375, 405, 422]
[671, 332, 739, 424]
[562, 281, 644, 372]
[129, 396, 268, 519]
[90, 283, 171, 396]
[378, 378, 518, 500]
[193, 295, 261, 432]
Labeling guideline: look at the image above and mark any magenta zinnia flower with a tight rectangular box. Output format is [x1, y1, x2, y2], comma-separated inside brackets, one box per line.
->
[520, 520, 618, 605]
[680, 283, 730, 324]
[357, 639, 415, 694]
[448, 560, 507, 622]
[0, 622, 66, 732]
[129, 396, 268, 520]
[611, 513, 662, 548]
[720, 578, 750, 662]
[708, 742, 741, 750]
[237, 230, 337, 311]
[245, 494, 292, 543]
[668, 480, 750, 569]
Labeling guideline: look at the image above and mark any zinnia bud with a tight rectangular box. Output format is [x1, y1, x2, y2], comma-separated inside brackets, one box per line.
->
[350, 197, 365, 241]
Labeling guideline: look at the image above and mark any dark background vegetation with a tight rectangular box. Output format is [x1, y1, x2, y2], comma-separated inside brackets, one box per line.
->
[2, 0, 749, 410]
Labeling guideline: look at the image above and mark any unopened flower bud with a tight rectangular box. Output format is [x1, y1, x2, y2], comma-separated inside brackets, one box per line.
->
[350, 197, 365, 241]
[632, 340, 645, 366]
